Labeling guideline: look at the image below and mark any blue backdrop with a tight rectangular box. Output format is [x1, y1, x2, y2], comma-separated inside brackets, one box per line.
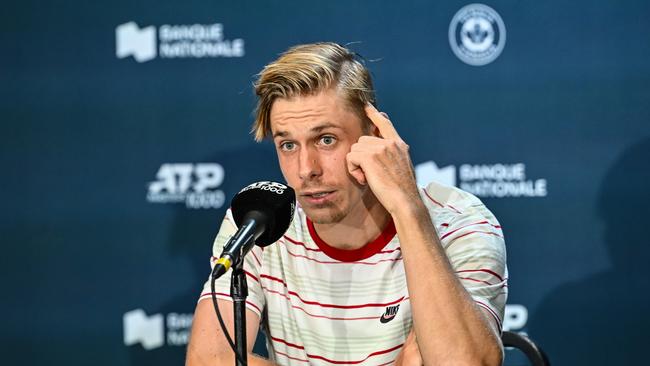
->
[2, 0, 649, 365]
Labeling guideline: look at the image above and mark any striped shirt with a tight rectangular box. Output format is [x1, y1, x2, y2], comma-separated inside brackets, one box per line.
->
[200, 181, 508, 365]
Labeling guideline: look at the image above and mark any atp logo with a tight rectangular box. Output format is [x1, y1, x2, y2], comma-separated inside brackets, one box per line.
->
[503, 304, 528, 332]
[123, 309, 164, 350]
[380, 304, 400, 324]
[415, 161, 457, 188]
[116, 22, 157, 63]
[147, 163, 226, 209]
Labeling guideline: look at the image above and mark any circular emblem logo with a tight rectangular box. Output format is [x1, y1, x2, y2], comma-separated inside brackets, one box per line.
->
[448, 3, 506, 66]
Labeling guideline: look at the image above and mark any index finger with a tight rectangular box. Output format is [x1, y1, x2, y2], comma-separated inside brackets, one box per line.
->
[365, 103, 400, 140]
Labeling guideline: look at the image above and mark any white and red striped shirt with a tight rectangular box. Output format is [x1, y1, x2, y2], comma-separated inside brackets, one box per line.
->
[200, 181, 507, 365]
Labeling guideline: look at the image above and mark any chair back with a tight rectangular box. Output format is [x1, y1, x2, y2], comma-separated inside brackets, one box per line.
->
[502, 331, 550, 366]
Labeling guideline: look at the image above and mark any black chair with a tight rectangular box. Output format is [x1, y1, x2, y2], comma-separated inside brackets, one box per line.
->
[501, 331, 550, 366]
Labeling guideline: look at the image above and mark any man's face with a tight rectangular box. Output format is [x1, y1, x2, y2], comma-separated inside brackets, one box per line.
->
[270, 89, 369, 225]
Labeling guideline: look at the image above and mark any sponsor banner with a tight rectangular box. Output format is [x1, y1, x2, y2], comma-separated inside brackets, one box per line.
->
[123, 309, 193, 350]
[415, 161, 547, 198]
[147, 163, 226, 209]
[116, 21, 245, 63]
[122, 304, 527, 351]
[503, 304, 528, 332]
[449, 3, 506, 66]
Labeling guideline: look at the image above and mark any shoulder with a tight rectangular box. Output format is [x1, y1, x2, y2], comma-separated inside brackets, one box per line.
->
[419, 180, 488, 217]
[419, 181, 503, 245]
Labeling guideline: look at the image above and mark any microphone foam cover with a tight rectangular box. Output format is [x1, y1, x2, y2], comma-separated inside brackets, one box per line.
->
[230, 181, 296, 247]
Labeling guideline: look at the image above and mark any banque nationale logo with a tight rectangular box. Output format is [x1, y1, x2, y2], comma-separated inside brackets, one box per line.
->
[448, 3, 506, 66]
[415, 161, 547, 198]
[116, 21, 245, 63]
[147, 163, 226, 209]
[123, 309, 193, 350]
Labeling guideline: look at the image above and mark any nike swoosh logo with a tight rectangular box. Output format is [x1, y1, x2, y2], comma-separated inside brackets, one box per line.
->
[380, 313, 396, 324]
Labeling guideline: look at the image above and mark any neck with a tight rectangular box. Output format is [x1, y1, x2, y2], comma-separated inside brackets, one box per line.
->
[313, 190, 391, 250]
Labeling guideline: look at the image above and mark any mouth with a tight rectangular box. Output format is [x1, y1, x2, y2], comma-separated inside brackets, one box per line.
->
[300, 190, 335, 204]
[303, 191, 333, 197]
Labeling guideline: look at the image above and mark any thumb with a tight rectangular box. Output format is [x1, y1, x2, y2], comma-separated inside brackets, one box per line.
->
[346, 151, 367, 185]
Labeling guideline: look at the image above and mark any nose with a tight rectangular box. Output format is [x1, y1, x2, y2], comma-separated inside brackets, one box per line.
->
[298, 146, 322, 181]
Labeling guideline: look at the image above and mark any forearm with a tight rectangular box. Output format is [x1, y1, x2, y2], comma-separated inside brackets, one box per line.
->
[186, 351, 278, 366]
[186, 300, 276, 366]
[393, 200, 502, 366]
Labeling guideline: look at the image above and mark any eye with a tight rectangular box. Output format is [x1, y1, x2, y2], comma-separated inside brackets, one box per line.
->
[279, 141, 296, 152]
[319, 135, 336, 146]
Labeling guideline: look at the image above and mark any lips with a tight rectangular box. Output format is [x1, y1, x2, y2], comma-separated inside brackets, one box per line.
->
[303, 191, 332, 197]
[300, 190, 335, 204]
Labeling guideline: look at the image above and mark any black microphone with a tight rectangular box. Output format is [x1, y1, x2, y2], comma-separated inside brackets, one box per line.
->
[212, 181, 295, 279]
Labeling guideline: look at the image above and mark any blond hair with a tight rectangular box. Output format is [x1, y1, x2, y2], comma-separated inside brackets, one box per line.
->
[252, 42, 376, 141]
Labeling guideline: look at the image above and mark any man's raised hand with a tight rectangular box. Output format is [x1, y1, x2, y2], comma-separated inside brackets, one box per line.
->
[346, 103, 420, 215]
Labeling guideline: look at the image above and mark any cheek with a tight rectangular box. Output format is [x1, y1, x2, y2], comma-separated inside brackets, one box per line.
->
[328, 152, 354, 182]
[277, 155, 298, 184]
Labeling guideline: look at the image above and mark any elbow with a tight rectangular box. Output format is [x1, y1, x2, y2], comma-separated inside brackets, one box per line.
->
[476, 342, 504, 366]
[449, 342, 503, 366]
[186, 351, 235, 366]
[185, 353, 201, 366]
[482, 347, 504, 366]
[450, 355, 502, 366]
[472, 339, 503, 366]
[433, 352, 502, 366]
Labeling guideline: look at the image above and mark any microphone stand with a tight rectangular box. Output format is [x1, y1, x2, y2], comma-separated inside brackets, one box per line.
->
[231, 256, 248, 366]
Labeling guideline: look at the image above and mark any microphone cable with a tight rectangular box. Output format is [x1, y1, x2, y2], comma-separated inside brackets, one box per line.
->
[211, 269, 247, 365]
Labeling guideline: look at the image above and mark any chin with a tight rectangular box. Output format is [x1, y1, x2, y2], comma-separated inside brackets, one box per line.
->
[303, 206, 347, 225]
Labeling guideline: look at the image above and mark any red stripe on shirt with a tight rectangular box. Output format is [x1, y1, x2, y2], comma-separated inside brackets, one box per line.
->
[274, 350, 309, 363]
[200, 292, 262, 314]
[376, 247, 401, 254]
[475, 300, 502, 329]
[376, 359, 397, 366]
[271, 336, 403, 365]
[244, 270, 259, 283]
[283, 235, 322, 252]
[270, 335, 305, 350]
[459, 276, 495, 286]
[209, 258, 258, 282]
[446, 204, 463, 214]
[260, 277, 405, 309]
[285, 248, 403, 266]
[447, 230, 503, 246]
[456, 269, 505, 282]
[251, 250, 262, 266]
[262, 288, 381, 321]
[440, 221, 502, 240]
[284, 236, 400, 256]
[306, 343, 404, 364]
[421, 188, 444, 208]
[422, 188, 462, 213]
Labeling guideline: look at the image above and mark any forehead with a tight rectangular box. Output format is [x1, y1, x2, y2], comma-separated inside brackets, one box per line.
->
[270, 89, 360, 136]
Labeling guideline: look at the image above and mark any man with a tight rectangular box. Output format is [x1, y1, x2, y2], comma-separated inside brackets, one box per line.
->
[187, 42, 507, 366]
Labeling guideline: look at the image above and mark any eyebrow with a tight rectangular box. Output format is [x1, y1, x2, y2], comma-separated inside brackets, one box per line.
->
[272, 122, 342, 139]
